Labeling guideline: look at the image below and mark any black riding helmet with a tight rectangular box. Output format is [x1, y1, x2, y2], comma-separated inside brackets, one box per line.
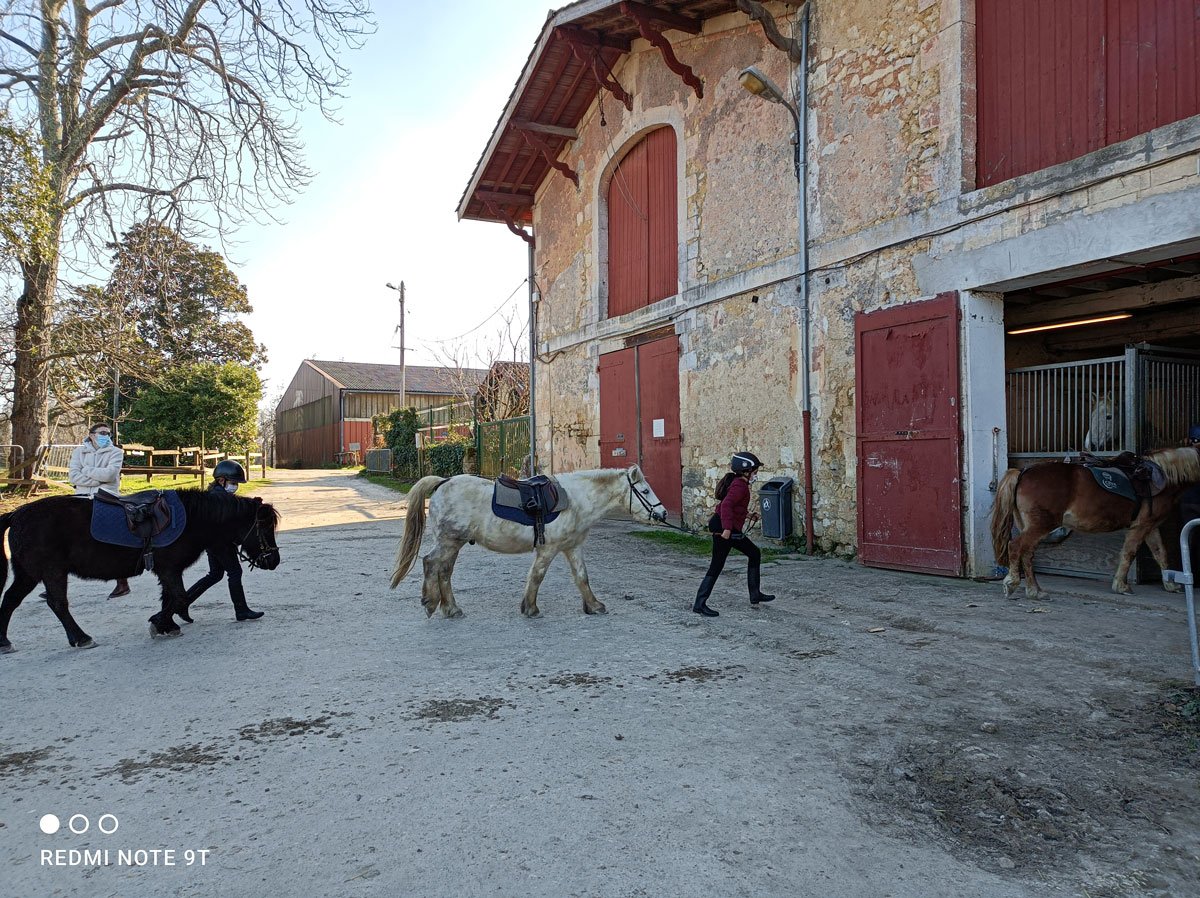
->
[213, 459, 247, 483]
[730, 452, 762, 474]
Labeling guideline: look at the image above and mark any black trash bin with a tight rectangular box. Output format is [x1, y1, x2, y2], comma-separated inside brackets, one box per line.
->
[758, 477, 794, 539]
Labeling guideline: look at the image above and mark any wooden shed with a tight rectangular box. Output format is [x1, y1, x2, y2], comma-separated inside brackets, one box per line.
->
[274, 359, 487, 468]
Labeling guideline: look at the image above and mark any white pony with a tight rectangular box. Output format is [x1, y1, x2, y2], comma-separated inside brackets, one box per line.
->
[1083, 392, 1118, 452]
[390, 465, 667, 618]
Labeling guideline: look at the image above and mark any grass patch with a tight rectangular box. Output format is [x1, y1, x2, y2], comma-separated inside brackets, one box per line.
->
[120, 473, 271, 494]
[629, 529, 794, 561]
[357, 470, 413, 494]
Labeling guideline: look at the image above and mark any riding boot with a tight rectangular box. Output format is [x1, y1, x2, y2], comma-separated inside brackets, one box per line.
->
[229, 580, 264, 622]
[693, 576, 719, 617]
[748, 564, 774, 605]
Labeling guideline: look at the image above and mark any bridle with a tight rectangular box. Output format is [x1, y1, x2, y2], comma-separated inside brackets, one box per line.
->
[626, 471, 693, 533]
[237, 512, 279, 569]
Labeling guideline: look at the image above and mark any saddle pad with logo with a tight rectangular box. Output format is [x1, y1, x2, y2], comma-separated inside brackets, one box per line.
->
[1088, 466, 1138, 502]
[89, 491, 187, 548]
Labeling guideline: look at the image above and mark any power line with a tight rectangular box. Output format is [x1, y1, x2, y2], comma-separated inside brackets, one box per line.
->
[423, 278, 529, 344]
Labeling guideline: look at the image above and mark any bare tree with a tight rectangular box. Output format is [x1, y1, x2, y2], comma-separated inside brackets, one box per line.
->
[0, 0, 371, 456]
[427, 306, 530, 423]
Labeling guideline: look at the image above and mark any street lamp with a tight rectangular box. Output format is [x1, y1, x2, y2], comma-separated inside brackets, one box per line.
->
[738, 9, 814, 553]
[385, 281, 406, 408]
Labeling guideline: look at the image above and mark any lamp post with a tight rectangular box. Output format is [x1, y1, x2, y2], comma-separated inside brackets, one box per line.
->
[738, 10, 813, 553]
[385, 281, 407, 408]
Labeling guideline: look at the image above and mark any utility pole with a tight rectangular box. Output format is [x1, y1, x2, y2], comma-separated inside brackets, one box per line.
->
[386, 281, 407, 407]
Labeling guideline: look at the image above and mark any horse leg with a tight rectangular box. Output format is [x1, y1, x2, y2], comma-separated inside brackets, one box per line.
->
[563, 546, 605, 615]
[519, 548, 557, 618]
[1004, 524, 1051, 599]
[1111, 528, 1145, 595]
[40, 570, 97, 649]
[436, 544, 466, 619]
[1143, 528, 1182, 593]
[147, 570, 184, 639]
[0, 565, 39, 654]
[420, 555, 443, 618]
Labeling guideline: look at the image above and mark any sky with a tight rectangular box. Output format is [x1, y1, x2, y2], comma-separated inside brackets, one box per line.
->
[236, 1, 554, 405]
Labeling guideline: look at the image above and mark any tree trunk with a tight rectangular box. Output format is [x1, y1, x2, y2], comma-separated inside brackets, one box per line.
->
[11, 245, 59, 458]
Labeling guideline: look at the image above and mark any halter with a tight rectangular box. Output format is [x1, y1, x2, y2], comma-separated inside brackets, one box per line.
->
[237, 512, 278, 570]
[626, 471, 694, 533]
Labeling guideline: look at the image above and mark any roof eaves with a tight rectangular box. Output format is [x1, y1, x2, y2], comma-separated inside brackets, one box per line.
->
[304, 359, 345, 389]
[456, 0, 623, 222]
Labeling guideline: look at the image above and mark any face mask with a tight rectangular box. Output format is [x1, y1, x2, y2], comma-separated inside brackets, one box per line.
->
[749, 474, 759, 484]
[94, 435, 111, 448]
[224, 483, 238, 494]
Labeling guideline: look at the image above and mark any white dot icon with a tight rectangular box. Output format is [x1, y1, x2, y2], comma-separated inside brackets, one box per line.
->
[39, 814, 60, 835]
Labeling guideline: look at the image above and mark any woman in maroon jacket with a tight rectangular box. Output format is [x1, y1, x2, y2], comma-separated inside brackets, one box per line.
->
[693, 452, 776, 617]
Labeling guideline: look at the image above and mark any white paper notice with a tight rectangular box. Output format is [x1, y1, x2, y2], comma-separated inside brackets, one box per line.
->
[652, 418, 665, 438]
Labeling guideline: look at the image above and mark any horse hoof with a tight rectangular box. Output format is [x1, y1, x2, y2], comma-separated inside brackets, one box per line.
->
[445, 607, 464, 619]
[584, 603, 607, 615]
[73, 638, 98, 650]
[0, 643, 15, 655]
[1111, 583, 1133, 596]
[522, 607, 541, 619]
[149, 624, 182, 640]
[1164, 582, 1183, 594]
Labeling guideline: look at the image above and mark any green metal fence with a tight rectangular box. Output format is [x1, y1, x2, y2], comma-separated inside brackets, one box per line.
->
[475, 416, 530, 478]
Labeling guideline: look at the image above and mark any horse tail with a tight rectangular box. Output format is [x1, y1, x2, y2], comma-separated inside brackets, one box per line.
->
[390, 476, 447, 589]
[990, 468, 1021, 566]
[0, 511, 13, 595]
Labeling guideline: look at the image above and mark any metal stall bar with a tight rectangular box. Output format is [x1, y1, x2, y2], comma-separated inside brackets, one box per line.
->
[1163, 519, 1200, 686]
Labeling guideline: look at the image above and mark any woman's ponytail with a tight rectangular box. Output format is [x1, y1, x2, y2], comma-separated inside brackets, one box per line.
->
[715, 472, 736, 501]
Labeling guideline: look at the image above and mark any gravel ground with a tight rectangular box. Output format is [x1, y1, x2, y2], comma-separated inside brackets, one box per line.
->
[1, 468, 1198, 898]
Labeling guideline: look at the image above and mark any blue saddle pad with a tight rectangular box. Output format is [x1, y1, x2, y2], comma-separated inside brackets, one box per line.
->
[490, 498, 561, 529]
[90, 491, 187, 548]
[1088, 466, 1137, 502]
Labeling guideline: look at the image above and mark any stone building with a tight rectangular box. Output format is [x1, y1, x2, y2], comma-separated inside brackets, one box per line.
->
[459, 0, 1200, 579]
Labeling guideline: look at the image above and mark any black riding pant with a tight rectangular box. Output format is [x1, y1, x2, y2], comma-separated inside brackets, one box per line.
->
[184, 543, 248, 612]
[695, 533, 762, 605]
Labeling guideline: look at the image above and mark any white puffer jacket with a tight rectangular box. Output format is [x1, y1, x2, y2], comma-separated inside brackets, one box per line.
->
[68, 441, 125, 497]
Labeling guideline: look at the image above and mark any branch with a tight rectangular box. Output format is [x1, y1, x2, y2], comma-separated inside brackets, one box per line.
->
[65, 174, 205, 210]
[0, 28, 39, 57]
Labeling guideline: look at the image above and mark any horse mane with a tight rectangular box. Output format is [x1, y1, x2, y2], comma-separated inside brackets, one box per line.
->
[175, 489, 279, 526]
[1147, 446, 1200, 486]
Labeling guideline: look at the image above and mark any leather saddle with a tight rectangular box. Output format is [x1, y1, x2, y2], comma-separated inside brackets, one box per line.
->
[1076, 452, 1166, 509]
[491, 474, 569, 545]
[94, 488, 173, 571]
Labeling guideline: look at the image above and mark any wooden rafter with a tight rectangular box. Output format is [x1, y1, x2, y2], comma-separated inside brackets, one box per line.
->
[482, 199, 534, 245]
[620, 1, 704, 98]
[513, 119, 579, 140]
[516, 129, 579, 188]
[735, 0, 805, 64]
[559, 26, 634, 111]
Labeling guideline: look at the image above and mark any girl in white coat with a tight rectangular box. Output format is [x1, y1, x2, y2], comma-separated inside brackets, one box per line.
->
[69, 423, 131, 597]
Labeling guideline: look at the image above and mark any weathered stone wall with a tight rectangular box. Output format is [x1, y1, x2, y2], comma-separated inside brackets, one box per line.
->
[522, 0, 1200, 559]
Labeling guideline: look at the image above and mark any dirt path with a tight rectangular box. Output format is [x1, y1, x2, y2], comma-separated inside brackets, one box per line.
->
[1, 469, 1197, 897]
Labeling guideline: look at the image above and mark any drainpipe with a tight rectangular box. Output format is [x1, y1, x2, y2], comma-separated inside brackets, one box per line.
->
[338, 389, 345, 463]
[528, 239, 538, 476]
[795, 3, 814, 554]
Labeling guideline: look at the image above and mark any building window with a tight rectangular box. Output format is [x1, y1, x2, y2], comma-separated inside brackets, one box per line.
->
[976, 0, 1200, 188]
[606, 126, 678, 318]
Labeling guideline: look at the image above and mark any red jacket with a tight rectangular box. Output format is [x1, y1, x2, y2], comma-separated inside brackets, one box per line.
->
[718, 476, 751, 532]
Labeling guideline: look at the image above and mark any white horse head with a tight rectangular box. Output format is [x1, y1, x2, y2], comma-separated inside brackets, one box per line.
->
[1083, 392, 1117, 452]
[625, 463, 668, 523]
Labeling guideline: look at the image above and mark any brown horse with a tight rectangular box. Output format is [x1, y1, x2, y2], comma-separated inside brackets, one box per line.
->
[990, 446, 1200, 598]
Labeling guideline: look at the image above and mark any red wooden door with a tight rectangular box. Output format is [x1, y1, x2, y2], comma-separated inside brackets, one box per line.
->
[599, 348, 638, 469]
[636, 336, 682, 516]
[855, 293, 964, 576]
[607, 127, 677, 317]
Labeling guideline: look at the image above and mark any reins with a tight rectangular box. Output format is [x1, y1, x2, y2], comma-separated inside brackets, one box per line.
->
[236, 512, 278, 570]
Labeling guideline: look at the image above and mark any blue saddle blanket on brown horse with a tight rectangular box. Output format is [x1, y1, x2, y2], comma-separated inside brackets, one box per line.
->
[89, 490, 187, 548]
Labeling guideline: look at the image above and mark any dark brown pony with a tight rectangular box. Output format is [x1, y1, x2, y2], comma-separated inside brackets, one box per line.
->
[991, 446, 1200, 598]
